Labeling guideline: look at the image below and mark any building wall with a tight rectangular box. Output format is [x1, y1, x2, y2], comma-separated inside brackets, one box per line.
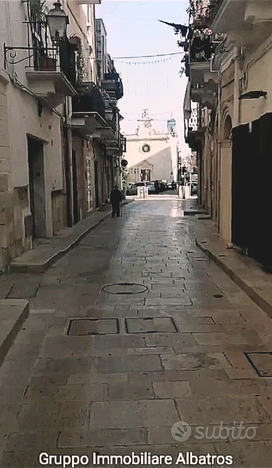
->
[199, 34, 272, 247]
[65, 0, 92, 82]
[51, 192, 67, 235]
[239, 34, 272, 126]
[0, 0, 72, 270]
[146, 148, 173, 181]
[126, 129, 177, 183]
[0, 76, 33, 270]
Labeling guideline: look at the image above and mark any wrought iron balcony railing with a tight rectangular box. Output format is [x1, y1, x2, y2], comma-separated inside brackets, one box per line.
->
[102, 72, 124, 101]
[207, 0, 224, 24]
[72, 82, 106, 120]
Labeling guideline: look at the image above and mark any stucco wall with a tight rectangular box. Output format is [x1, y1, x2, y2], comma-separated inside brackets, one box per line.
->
[126, 132, 176, 182]
[0, 77, 33, 270]
[240, 36, 272, 125]
[146, 148, 173, 181]
[51, 191, 67, 234]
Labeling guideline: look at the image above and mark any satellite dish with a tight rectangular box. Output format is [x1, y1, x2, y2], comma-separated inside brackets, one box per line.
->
[121, 159, 128, 167]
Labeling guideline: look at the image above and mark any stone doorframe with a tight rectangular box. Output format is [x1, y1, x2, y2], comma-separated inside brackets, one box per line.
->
[218, 113, 232, 246]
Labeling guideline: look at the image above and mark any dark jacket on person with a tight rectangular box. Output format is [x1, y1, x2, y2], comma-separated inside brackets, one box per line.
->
[110, 188, 122, 206]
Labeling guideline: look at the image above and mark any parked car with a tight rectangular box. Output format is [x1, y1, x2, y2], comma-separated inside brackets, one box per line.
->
[191, 173, 198, 196]
[191, 183, 198, 195]
[146, 181, 156, 194]
[154, 180, 166, 192]
[126, 182, 147, 196]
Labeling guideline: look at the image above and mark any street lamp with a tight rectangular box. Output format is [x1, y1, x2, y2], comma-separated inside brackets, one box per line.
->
[46, 0, 69, 44]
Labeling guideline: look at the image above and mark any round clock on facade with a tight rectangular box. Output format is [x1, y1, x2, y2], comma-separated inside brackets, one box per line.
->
[142, 143, 151, 153]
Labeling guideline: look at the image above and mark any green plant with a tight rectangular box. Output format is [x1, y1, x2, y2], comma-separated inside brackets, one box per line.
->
[29, 0, 49, 22]
[77, 44, 87, 86]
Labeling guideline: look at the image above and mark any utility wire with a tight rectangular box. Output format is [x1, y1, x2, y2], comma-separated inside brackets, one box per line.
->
[113, 52, 183, 60]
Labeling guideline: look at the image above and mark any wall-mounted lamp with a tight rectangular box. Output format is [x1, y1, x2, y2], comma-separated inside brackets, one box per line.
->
[46, 0, 69, 44]
[239, 91, 267, 100]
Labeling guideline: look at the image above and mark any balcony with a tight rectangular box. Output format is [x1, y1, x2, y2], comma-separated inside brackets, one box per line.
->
[72, 82, 115, 140]
[102, 131, 123, 156]
[102, 72, 124, 100]
[184, 106, 204, 151]
[23, 44, 77, 107]
[188, 28, 219, 109]
[191, 83, 217, 109]
[71, 111, 110, 140]
[190, 61, 218, 89]
[210, 0, 272, 48]
[26, 70, 76, 108]
[72, 82, 106, 118]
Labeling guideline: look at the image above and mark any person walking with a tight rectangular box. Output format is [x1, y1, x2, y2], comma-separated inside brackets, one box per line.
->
[110, 185, 122, 217]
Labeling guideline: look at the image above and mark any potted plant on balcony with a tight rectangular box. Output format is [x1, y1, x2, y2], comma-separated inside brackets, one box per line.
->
[69, 35, 81, 51]
[39, 55, 57, 71]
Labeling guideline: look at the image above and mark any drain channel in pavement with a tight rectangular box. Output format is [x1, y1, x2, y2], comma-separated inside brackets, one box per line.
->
[67, 318, 119, 335]
[102, 282, 149, 295]
[245, 352, 272, 377]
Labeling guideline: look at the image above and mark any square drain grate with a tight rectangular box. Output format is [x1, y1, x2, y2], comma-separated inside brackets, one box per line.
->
[125, 317, 178, 334]
[245, 352, 272, 377]
[68, 318, 119, 336]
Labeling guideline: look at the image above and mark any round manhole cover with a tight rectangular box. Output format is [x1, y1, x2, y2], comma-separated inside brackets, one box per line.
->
[102, 282, 149, 295]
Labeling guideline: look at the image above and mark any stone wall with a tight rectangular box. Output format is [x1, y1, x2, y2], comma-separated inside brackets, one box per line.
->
[0, 188, 32, 273]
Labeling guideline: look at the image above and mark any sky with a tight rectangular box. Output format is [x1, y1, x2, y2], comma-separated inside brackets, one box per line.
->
[96, 0, 190, 157]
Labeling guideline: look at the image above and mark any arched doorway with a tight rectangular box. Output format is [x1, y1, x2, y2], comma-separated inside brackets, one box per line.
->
[219, 114, 232, 244]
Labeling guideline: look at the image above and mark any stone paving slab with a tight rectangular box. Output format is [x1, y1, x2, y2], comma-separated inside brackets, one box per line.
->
[90, 400, 179, 429]
[58, 428, 149, 448]
[0, 299, 29, 366]
[176, 395, 269, 424]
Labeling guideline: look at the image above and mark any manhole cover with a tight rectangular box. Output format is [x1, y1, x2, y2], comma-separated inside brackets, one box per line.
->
[102, 283, 149, 295]
[68, 318, 119, 335]
[245, 352, 272, 377]
[125, 317, 178, 334]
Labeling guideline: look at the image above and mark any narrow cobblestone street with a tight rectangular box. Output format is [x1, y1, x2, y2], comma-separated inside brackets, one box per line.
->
[1, 200, 272, 467]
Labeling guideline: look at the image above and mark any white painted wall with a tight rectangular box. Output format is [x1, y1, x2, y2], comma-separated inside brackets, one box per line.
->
[238, 33, 272, 126]
[125, 119, 178, 182]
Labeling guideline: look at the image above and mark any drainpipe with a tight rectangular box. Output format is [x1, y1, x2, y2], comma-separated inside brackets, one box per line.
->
[233, 47, 241, 127]
[217, 72, 223, 235]
[64, 96, 74, 227]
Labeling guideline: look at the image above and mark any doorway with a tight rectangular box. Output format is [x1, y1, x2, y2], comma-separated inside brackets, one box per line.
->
[232, 113, 272, 265]
[27, 136, 46, 238]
